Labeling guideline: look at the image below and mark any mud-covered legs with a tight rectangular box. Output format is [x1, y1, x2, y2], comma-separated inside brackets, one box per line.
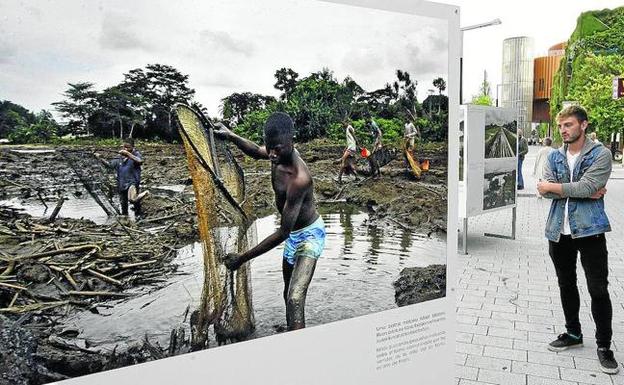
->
[282, 255, 317, 330]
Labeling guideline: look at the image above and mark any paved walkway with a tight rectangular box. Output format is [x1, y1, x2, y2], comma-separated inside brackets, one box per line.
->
[456, 145, 624, 385]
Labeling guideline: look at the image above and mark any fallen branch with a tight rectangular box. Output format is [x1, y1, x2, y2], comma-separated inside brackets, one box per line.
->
[64, 272, 80, 290]
[388, 217, 411, 231]
[137, 212, 186, 224]
[46, 197, 67, 223]
[119, 260, 158, 269]
[8, 291, 20, 307]
[66, 290, 131, 298]
[0, 282, 26, 290]
[0, 178, 29, 189]
[86, 269, 123, 286]
[13, 244, 101, 261]
[333, 185, 348, 200]
[0, 301, 70, 314]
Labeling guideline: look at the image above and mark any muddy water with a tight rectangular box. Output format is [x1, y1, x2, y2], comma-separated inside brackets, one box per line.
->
[0, 196, 111, 224]
[63, 205, 445, 348]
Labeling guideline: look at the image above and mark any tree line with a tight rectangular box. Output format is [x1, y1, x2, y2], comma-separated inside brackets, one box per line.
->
[1, 63, 448, 144]
[223, 67, 447, 145]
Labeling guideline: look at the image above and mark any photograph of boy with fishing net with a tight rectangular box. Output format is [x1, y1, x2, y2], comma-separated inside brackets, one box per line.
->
[0, 0, 452, 382]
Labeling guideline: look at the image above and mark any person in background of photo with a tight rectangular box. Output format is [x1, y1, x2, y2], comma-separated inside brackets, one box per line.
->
[368, 117, 383, 178]
[95, 138, 149, 217]
[537, 105, 618, 374]
[213, 112, 325, 331]
[533, 137, 555, 198]
[404, 120, 418, 151]
[403, 120, 418, 171]
[590, 132, 601, 145]
[369, 117, 383, 151]
[517, 129, 529, 190]
[338, 120, 359, 183]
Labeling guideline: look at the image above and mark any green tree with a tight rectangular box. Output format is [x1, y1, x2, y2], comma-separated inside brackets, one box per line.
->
[471, 94, 493, 106]
[394, 70, 418, 119]
[0, 100, 37, 138]
[566, 54, 624, 141]
[550, 7, 624, 143]
[7, 110, 59, 144]
[93, 86, 146, 139]
[433, 77, 447, 113]
[274, 68, 299, 101]
[470, 70, 493, 106]
[119, 64, 195, 139]
[52, 82, 98, 135]
[220, 92, 276, 126]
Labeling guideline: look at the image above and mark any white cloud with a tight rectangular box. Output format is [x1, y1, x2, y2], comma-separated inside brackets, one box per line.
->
[0, 0, 449, 116]
[199, 30, 255, 57]
[99, 12, 155, 52]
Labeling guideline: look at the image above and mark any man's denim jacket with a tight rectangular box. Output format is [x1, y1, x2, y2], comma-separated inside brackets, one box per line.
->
[543, 136, 612, 242]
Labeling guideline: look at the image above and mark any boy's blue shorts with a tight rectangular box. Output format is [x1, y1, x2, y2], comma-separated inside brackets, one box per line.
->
[283, 216, 326, 265]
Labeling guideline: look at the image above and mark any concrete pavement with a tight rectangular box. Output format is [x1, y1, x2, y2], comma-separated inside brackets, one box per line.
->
[455, 145, 624, 385]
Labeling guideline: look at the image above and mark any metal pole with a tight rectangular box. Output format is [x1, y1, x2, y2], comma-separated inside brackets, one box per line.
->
[511, 206, 517, 240]
[462, 217, 468, 254]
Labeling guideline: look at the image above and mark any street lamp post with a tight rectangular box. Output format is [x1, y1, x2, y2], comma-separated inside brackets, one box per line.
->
[496, 83, 503, 107]
[460, 18, 502, 104]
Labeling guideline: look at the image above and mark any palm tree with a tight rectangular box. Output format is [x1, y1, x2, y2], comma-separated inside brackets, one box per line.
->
[432, 78, 446, 113]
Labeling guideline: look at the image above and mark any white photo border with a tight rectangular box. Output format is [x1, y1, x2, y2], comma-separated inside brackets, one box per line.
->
[52, 1, 460, 384]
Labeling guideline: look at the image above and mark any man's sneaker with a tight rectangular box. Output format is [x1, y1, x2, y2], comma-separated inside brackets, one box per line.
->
[597, 347, 619, 374]
[548, 333, 583, 352]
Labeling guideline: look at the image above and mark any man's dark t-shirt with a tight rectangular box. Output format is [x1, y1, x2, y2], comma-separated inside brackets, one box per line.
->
[110, 150, 143, 191]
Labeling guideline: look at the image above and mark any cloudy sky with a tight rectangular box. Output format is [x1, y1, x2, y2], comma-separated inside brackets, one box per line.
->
[2, 0, 622, 119]
[0, 0, 448, 118]
[449, 0, 623, 103]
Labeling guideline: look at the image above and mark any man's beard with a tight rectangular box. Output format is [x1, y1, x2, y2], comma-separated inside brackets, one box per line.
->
[563, 131, 582, 144]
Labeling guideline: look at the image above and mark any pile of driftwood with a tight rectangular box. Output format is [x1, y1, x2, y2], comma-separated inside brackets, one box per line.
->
[0, 204, 196, 317]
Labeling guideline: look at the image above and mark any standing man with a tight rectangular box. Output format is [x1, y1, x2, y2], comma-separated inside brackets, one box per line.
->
[533, 136, 555, 197]
[214, 112, 325, 331]
[404, 120, 418, 152]
[517, 129, 529, 190]
[537, 105, 618, 374]
[403, 120, 418, 171]
[369, 117, 383, 151]
[368, 117, 383, 178]
[590, 132, 601, 145]
[338, 120, 359, 183]
[95, 138, 149, 217]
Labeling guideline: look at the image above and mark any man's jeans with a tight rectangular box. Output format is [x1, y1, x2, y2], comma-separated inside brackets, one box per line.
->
[119, 185, 141, 216]
[517, 156, 524, 189]
[549, 234, 612, 348]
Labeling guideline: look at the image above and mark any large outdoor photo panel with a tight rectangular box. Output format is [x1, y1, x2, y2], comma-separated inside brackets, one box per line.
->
[0, 0, 459, 384]
[482, 108, 518, 211]
[459, 105, 517, 218]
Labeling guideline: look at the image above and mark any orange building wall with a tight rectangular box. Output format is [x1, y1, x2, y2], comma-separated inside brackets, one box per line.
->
[533, 55, 563, 100]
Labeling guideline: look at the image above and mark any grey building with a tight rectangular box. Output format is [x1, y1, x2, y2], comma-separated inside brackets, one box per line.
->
[501, 36, 534, 134]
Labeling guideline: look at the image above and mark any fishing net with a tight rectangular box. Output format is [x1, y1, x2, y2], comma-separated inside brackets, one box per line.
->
[175, 104, 254, 347]
[369, 148, 396, 169]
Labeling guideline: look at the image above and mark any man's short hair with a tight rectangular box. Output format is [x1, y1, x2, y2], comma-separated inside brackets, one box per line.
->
[557, 105, 588, 122]
[264, 112, 294, 139]
[123, 138, 135, 147]
[544, 137, 552, 146]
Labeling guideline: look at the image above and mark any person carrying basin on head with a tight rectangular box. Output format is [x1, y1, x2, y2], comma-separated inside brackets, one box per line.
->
[95, 138, 149, 217]
[213, 112, 325, 331]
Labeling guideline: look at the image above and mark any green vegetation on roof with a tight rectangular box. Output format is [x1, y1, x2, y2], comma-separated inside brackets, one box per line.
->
[550, 6, 624, 143]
